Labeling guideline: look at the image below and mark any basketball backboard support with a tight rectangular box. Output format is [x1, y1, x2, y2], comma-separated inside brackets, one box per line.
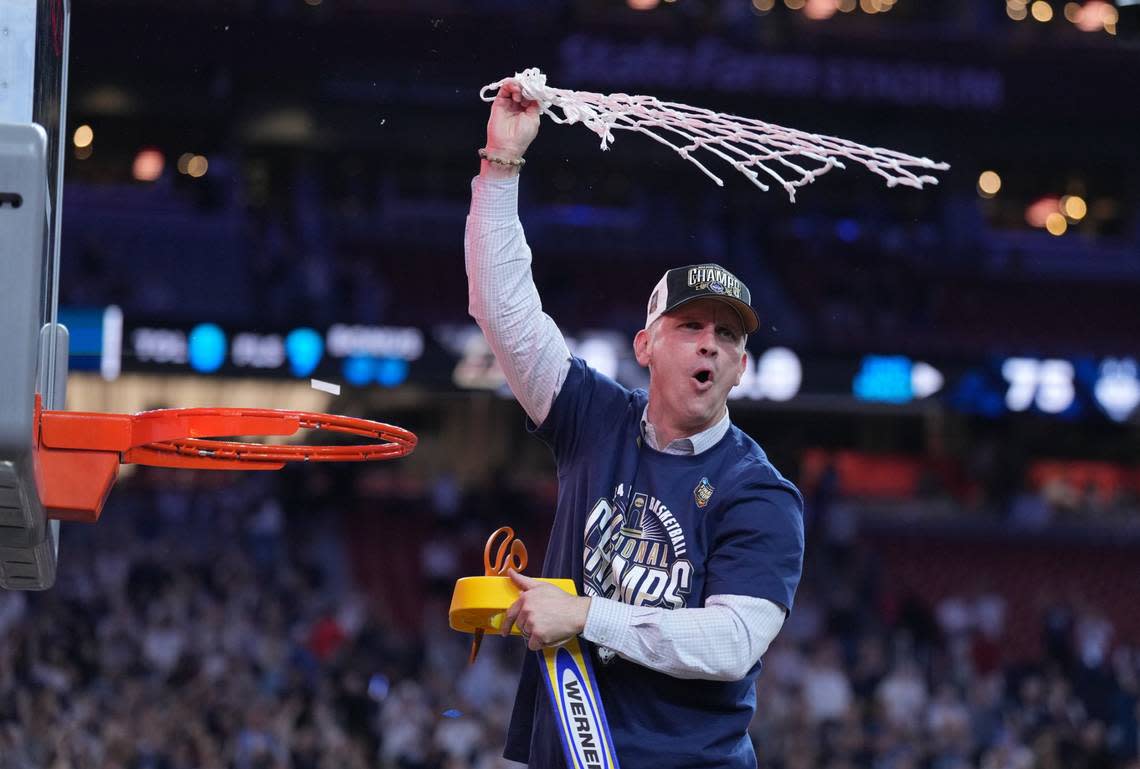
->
[0, 0, 72, 589]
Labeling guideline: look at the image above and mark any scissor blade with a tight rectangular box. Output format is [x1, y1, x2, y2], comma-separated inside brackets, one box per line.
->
[469, 630, 485, 664]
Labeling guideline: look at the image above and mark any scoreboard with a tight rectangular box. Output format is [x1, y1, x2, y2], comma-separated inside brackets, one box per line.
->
[59, 307, 1140, 424]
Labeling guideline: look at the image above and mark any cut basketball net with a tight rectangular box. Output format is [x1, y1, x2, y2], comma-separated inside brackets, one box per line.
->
[481, 68, 949, 202]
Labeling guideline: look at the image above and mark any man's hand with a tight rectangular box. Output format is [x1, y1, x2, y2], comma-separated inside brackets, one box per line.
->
[502, 569, 590, 652]
[482, 81, 540, 177]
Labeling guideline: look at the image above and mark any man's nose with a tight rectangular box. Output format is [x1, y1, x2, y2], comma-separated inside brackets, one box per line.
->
[698, 327, 718, 355]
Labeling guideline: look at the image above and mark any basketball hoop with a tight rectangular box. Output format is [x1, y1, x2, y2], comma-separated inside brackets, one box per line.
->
[33, 396, 417, 523]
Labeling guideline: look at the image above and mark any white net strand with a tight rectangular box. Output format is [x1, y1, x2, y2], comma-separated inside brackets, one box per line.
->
[480, 68, 949, 202]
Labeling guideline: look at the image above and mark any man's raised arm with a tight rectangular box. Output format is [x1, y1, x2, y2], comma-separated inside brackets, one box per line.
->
[465, 82, 571, 427]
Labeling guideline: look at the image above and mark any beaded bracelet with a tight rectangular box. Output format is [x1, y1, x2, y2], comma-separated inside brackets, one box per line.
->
[478, 148, 526, 167]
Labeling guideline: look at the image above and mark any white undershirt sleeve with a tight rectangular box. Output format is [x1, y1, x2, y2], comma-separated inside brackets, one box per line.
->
[583, 594, 787, 681]
[464, 175, 571, 427]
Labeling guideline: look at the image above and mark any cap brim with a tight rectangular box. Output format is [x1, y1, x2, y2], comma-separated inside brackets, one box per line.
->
[665, 295, 760, 335]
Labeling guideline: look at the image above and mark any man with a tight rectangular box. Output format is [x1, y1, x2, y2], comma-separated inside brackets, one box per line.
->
[465, 82, 804, 769]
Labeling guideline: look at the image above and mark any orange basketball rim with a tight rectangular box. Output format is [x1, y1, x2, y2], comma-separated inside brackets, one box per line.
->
[33, 395, 416, 523]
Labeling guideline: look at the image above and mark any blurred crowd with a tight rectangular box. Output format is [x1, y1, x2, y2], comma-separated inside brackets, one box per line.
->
[0, 469, 523, 769]
[750, 543, 1140, 769]
[60, 156, 1140, 360]
[2, 465, 1139, 769]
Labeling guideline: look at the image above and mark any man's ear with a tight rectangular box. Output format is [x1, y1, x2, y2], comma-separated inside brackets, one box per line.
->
[733, 350, 747, 387]
[633, 328, 651, 368]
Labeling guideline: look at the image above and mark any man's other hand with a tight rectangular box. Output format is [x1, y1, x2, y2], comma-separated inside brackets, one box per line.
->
[501, 569, 590, 651]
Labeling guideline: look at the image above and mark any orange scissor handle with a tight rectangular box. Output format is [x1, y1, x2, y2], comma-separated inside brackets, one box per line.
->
[483, 526, 528, 577]
[471, 526, 528, 663]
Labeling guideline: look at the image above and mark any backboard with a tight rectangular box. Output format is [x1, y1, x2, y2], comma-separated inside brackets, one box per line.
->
[0, 0, 72, 589]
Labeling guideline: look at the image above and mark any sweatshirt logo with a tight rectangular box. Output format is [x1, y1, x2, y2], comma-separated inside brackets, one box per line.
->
[694, 477, 715, 508]
[583, 492, 692, 610]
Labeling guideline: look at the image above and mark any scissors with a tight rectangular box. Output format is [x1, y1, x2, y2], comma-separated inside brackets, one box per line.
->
[469, 526, 528, 663]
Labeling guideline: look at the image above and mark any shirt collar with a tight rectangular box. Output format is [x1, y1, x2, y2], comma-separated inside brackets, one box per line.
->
[640, 405, 731, 456]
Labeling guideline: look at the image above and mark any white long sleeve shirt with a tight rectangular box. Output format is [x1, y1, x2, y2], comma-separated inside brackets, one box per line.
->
[464, 173, 786, 682]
